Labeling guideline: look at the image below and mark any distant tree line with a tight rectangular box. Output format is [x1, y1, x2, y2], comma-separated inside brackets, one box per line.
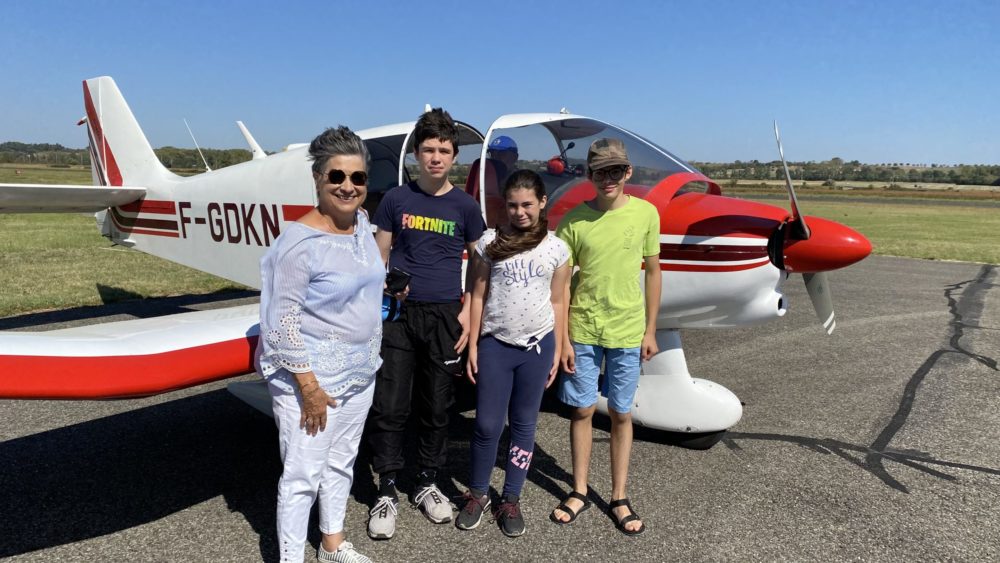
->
[0, 142, 255, 170]
[3, 142, 998, 186]
[154, 146, 255, 169]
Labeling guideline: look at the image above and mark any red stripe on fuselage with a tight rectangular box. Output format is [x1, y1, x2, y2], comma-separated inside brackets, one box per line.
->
[83, 81, 124, 187]
[0, 336, 259, 399]
[659, 260, 769, 273]
[659, 242, 768, 262]
[117, 200, 177, 214]
[637, 257, 769, 272]
[108, 210, 180, 238]
[109, 207, 179, 231]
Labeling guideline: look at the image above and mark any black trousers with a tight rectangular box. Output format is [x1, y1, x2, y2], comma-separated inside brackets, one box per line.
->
[367, 300, 463, 475]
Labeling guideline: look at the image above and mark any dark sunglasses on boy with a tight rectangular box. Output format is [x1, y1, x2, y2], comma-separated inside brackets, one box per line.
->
[591, 165, 629, 183]
[326, 169, 368, 186]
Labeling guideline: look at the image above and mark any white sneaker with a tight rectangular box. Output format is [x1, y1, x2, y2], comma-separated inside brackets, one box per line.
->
[318, 541, 372, 563]
[368, 495, 398, 540]
[413, 483, 452, 523]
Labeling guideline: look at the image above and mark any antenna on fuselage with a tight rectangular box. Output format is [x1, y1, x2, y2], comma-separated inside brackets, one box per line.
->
[183, 118, 212, 172]
[236, 121, 266, 160]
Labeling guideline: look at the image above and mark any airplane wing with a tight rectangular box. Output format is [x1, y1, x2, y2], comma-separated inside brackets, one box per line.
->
[0, 305, 259, 399]
[0, 183, 146, 213]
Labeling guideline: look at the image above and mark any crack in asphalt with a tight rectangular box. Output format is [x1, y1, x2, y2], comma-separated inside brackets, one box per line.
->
[722, 264, 999, 493]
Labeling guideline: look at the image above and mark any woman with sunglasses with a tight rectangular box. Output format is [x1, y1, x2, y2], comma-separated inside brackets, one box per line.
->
[456, 170, 571, 537]
[257, 126, 381, 563]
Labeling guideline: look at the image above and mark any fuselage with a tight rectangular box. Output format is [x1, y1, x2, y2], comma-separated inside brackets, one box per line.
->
[108, 159, 871, 330]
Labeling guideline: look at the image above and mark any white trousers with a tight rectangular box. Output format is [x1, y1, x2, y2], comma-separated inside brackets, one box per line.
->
[270, 381, 374, 563]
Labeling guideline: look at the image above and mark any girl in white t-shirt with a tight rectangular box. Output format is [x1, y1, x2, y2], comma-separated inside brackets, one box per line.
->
[456, 170, 571, 537]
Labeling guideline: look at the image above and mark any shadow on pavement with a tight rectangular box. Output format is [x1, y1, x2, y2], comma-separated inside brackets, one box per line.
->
[0, 390, 281, 560]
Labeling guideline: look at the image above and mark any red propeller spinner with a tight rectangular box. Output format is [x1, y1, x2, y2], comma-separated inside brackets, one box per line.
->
[775, 215, 872, 273]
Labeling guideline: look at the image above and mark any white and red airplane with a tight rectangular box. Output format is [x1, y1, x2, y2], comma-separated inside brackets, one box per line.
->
[0, 77, 870, 448]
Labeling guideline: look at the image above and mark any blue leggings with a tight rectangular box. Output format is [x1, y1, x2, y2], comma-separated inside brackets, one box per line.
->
[469, 332, 554, 497]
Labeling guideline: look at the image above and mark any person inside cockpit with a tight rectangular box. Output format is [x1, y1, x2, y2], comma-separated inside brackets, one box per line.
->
[486, 135, 519, 185]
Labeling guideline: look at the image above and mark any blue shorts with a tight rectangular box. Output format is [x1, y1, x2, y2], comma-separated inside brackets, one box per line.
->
[557, 342, 640, 414]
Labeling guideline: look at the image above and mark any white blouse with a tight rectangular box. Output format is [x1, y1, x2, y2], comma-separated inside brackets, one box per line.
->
[256, 212, 385, 398]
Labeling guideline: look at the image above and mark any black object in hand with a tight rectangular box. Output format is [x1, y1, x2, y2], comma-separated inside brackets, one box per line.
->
[385, 267, 411, 294]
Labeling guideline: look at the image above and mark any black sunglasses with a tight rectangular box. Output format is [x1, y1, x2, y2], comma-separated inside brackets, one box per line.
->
[592, 165, 629, 182]
[325, 169, 368, 186]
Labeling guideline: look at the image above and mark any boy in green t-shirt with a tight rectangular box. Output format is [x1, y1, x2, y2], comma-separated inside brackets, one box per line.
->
[551, 137, 661, 536]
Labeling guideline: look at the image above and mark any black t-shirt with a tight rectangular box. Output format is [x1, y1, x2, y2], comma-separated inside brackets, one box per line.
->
[373, 182, 486, 302]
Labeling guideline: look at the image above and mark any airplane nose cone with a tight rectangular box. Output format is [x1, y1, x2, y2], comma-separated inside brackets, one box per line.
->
[781, 216, 872, 273]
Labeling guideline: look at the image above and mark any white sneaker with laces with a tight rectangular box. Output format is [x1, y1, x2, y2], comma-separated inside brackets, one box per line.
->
[317, 541, 372, 563]
[367, 495, 398, 540]
[413, 483, 453, 523]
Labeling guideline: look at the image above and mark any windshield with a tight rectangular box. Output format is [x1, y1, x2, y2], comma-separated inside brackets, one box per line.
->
[477, 117, 701, 225]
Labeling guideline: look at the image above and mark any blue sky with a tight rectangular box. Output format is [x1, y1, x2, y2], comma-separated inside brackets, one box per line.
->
[1, 0, 997, 164]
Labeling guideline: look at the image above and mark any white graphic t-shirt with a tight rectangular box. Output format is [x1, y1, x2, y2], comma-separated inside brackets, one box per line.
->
[476, 230, 570, 349]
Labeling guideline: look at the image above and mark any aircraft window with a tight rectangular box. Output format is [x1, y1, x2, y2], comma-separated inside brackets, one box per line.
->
[478, 119, 709, 225]
[481, 125, 587, 201]
[485, 119, 697, 201]
[451, 141, 484, 188]
[546, 120, 695, 189]
[363, 135, 405, 216]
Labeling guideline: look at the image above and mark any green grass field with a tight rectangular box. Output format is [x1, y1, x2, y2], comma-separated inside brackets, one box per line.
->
[0, 214, 246, 317]
[0, 164, 246, 317]
[0, 164, 93, 185]
[1, 164, 998, 317]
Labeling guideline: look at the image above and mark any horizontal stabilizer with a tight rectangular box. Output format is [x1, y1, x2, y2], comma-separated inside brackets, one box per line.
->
[0, 183, 146, 213]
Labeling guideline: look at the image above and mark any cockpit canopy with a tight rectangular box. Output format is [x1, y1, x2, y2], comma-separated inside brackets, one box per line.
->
[357, 113, 708, 226]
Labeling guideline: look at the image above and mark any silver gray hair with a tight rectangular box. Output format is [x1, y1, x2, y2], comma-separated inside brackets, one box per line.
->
[308, 126, 369, 174]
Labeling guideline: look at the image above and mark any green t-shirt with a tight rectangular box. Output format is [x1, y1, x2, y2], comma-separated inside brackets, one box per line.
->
[555, 196, 660, 348]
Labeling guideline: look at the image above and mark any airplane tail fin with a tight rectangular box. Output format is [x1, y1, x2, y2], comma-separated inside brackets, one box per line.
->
[82, 76, 176, 187]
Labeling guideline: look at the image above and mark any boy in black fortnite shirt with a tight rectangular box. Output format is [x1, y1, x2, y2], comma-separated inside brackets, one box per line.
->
[367, 108, 486, 539]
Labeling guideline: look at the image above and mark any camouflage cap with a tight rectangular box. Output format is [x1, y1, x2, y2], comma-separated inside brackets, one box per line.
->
[587, 137, 631, 171]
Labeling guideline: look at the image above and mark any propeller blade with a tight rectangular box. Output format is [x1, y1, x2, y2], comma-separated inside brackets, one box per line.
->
[803, 272, 836, 334]
[774, 122, 811, 240]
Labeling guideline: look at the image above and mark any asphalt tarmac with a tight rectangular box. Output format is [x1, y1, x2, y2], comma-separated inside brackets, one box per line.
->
[1, 256, 997, 562]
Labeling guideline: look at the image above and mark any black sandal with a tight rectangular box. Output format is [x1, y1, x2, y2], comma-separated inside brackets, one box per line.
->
[549, 491, 592, 525]
[608, 498, 646, 536]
